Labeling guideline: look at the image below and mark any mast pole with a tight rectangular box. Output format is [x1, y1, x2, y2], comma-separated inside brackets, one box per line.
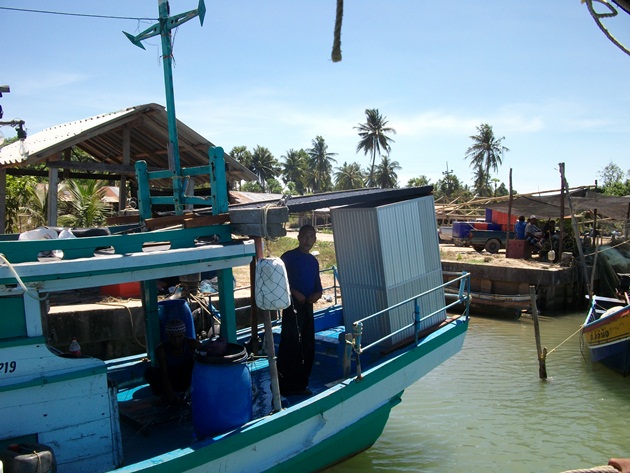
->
[124, 0, 206, 216]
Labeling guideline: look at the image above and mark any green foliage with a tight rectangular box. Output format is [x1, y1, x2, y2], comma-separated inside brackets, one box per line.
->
[5, 175, 38, 233]
[334, 161, 365, 190]
[465, 124, 508, 197]
[63, 180, 110, 227]
[374, 155, 400, 188]
[281, 149, 309, 194]
[266, 178, 283, 194]
[241, 181, 264, 193]
[355, 109, 396, 187]
[251, 146, 280, 192]
[407, 175, 431, 187]
[265, 237, 337, 269]
[22, 183, 49, 229]
[307, 136, 337, 193]
[598, 161, 630, 196]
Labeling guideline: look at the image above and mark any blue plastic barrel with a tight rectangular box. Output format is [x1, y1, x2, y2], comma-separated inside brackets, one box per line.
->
[158, 299, 195, 340]
[192, 343, 252, 438]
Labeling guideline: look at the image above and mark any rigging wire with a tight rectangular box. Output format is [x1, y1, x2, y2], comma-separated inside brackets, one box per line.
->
[0, 6, 157, 22]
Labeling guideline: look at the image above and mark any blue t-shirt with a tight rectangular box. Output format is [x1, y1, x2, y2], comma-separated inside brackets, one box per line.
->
[515, 221, 527, 240]
[281, 247, 322, 299]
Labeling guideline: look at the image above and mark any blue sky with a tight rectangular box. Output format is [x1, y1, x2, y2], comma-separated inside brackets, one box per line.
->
[2, 0, 630, 194]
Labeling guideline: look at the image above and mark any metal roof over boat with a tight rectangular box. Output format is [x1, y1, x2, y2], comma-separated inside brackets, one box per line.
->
[0, 103, 257, 183]
[229, 186, 434, 212]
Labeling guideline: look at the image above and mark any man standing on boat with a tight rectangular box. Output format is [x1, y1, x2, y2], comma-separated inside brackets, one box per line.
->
[277, 225, 323, 396]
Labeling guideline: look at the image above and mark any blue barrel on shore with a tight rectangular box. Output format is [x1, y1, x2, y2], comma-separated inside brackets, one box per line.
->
[192, 342, 252, 438]
[158, 299, 195, 340]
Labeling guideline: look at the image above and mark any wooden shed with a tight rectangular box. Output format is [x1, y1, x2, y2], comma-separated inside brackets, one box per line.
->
[0, 103, 257, 231]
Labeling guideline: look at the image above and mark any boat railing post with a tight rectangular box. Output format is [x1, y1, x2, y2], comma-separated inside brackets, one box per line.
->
[414, 299, 421, 344]
[353, 322, 363, 380]
[342, 333, 353, 378]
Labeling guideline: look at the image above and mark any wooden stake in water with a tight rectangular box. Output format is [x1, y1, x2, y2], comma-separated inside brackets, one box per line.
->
[530, 285, 548, 379]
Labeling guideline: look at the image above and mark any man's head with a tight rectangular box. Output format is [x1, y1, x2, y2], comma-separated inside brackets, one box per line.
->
[165, 319, 186, 346]
[297, 225, 317, 253]
[529, 215, 537, 223]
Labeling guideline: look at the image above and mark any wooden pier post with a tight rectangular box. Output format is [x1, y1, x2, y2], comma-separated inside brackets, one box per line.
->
[530, 285, 548, 379]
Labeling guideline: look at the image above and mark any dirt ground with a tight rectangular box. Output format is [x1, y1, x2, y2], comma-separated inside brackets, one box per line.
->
[232, 240, 558, 314]
[438, 244, 559, 270]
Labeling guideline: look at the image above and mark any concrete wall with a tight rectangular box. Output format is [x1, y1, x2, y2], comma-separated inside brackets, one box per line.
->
[442, 261, 580, 312]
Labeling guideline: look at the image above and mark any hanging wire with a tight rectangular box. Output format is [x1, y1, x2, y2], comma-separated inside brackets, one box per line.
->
[0, 6, 157, 21]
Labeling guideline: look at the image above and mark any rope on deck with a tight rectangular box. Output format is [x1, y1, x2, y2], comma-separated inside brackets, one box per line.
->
[560, 465, 619, 473]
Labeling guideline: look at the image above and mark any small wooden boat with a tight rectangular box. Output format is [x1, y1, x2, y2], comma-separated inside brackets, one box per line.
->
[444, 282, 530, 319]
[582, 295, 630, 375]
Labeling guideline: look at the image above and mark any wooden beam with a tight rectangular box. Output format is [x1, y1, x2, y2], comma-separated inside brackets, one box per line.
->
[47, 160, 136, 175]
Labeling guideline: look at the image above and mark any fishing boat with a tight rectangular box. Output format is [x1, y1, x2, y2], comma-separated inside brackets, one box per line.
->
[0, 146, 471, 472]
[582, 276, 630, 375]
[0, 2, 470, 470]
[443, 273, 530, 319]
[465, 291, 530, 319]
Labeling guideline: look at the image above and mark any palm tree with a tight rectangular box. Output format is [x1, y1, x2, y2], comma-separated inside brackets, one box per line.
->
[465, 124, 509, 197]
[250, 145, 280, 192]
[281, 149, 309, 195]
[355, 109, 396, 187]
[334, 162, 365, 190]
[230, 146, 252, 169]
[65, 180, 109, 227]
[21, 183, 50, 229]
[374, 156, 401, 189]
[307, 136, 337, 193]
[407, 176, 431, 188]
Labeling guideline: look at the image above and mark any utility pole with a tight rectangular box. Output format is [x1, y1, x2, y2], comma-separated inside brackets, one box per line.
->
[442, 162, 453, 199]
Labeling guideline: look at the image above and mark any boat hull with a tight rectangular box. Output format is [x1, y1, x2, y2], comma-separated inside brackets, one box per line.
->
[582, 303, 630, 375]
[115, 319, 468, 473]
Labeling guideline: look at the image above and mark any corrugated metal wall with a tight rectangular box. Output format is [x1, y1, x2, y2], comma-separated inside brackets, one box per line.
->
[332, 196, 446, 347]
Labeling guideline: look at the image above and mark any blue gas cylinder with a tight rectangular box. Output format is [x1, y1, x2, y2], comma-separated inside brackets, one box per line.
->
[192, 343, 252, 438]
[158, 299, 195, 340]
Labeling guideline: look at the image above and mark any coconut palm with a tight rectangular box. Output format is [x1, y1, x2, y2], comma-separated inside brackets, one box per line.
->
[230, 145, 252, 169]
[281, 149, 309, 195]
[307, 136, 337, 193]
[21, 182, 50, 229]
[374, 156, 401, 189]
[334, 162, 365, 190]
[250, 145, 280, 192]
[465, 124, 509, 197]
[355, 109, 396, 187]
[65, 180, 109, 228]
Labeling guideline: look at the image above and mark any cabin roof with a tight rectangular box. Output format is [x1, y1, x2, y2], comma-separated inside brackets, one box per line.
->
[0, 103, 257, 183]
[229, 186, 435, 213]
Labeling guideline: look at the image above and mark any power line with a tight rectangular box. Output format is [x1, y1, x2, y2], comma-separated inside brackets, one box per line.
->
[0, 6, 156, 21]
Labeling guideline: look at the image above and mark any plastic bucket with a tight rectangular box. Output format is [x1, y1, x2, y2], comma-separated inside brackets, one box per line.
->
[192, 343, 252, 438]
[158, 299, 195, 340]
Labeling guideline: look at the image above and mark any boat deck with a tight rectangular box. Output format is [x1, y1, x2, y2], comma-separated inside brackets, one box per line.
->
[112, 321, 349, 468]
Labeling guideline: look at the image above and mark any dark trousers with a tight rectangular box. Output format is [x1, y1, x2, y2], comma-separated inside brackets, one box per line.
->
[277, 302, 314, 395]
[145, 362, 194, 395]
